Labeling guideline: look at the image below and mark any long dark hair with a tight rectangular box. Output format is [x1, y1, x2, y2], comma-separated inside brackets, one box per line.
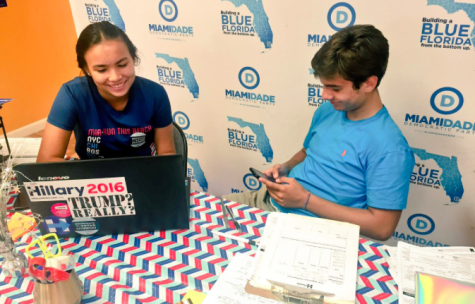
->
[76, 21, 140, 76]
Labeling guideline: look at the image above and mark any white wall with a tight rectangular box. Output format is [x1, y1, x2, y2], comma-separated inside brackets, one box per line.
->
[69, 0, 475, 246]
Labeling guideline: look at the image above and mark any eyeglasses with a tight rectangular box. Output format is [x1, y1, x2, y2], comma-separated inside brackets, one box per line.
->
[25, 233, 62, 259]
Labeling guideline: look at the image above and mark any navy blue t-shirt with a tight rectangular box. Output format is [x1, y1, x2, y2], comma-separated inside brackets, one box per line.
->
[47, 76, 172, 159]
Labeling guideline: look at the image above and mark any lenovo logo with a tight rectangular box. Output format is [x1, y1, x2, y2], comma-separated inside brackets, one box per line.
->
[38, 176, 70, 181]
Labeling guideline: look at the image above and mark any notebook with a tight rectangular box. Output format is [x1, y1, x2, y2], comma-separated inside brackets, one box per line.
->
[14, 155, 190, 237]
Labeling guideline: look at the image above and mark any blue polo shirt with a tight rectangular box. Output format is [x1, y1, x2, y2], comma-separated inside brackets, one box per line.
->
[272, 102, 415, 216]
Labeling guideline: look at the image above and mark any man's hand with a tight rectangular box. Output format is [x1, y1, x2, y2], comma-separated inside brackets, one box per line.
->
[260, 177, 308, 208]
[261, 174, 401, 240]
[262, 164, 290, 180]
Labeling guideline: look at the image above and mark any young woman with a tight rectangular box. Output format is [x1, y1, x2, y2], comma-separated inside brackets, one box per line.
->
[37, 21, 175, 162]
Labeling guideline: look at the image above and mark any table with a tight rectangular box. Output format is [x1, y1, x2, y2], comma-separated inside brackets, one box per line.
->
[0, 192, 399, 304]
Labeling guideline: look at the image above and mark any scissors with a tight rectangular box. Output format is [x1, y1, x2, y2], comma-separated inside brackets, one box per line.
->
[25, 233, 62, 259]
[29, 257, 70, 283]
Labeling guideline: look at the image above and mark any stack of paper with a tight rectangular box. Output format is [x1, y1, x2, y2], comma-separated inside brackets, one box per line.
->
[204, 212, 360, 304]
[202, 253, 281, 304]
[249, 213, 360, 303]
[1, 138, 41, 164]
[384, 242, 475, 304]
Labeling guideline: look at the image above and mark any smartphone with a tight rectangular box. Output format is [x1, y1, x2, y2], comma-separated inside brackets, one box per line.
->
[249, 167, 277, 183]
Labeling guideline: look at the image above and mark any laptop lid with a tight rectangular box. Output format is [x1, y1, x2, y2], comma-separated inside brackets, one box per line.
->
[14, 155, 189, 237]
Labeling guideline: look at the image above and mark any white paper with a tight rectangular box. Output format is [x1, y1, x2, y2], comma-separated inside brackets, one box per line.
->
[385, 245, 397, 262]
[452, 252, 475, 259]
[384, 246, 400, 284]
[261, 214, 359, 302]
[397, 242, 475, 304]
[386, 245, 475, 286]
[203, 254, 280, 304]
[258, 212, 281, 250]
[1, 138, 41, 158]
[248, 212, 280, 286]
[435, 246, 475, 253]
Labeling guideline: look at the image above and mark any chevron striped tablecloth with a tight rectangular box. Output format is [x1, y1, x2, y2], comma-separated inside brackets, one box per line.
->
[0, 191, 398, 304]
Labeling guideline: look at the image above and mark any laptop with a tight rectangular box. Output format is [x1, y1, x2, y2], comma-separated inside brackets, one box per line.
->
[14, 155, 190, 237]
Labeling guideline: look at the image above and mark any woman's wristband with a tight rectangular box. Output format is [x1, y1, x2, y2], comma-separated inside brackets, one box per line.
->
[303, 192, 311, 210]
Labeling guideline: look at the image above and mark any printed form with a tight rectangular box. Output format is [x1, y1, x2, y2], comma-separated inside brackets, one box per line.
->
[202, 253, 280, 304]
[385, 245, 475, 285]
[397, 242, 475, 304]
[257, 214, 360, 302]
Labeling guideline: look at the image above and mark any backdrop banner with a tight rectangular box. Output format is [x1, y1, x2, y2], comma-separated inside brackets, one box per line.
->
[69, 0, 475, 247]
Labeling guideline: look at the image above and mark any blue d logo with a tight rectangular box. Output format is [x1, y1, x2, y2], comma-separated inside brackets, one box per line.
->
[416, 220, 427, 230]
[336, 11, 348, 24]
[243, 173, 261, 191]
[245, 73, 255, 84]
[327, 3, 356, 31]
[239, 67, 260, 90]
[173, 111, 190, 130]
[159, 0, 178, 22]
[430, 87, 463, 115]
[165, 5, 173, 15]
[440, 95, 454, 107]
[407, 214, 435, 235]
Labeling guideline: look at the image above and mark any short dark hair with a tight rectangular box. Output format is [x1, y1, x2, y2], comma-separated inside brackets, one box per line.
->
[311, 24, 389, 89]
[76, 21, 140, 76]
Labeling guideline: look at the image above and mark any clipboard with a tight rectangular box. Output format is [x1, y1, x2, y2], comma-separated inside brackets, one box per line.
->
[244, 280, 355, 304]
[245, 281, 324, 304]
[242, 213, 359, 304]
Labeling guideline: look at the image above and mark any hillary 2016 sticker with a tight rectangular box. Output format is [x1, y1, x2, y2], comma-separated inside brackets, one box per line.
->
[43, 216, 72, 235]
[51, 203, 71, 218]
[72, 217, 100, 235]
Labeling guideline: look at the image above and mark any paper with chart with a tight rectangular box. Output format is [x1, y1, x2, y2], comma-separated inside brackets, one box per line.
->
[397, 242, 475, 304]
[385, 245, 475, 285]
[202, 253, 280, 304]
[263, 214, 359, 301]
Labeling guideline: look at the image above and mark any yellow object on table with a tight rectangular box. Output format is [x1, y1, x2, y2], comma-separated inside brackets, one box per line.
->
[175, 289, 206, 304]
[7, 212, 36, 241]
[25, 233, 62, 259]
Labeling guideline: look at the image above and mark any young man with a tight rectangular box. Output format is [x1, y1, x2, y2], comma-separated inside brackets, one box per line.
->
[225, 24, 415, 241]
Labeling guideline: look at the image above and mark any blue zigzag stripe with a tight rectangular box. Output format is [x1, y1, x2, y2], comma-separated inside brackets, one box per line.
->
[377, 280, 392, 294]
[366, 255, 383, 262]
[356, 286, 373, 295]
[360, 269, 378, 277]
[359, 243, 367, 252]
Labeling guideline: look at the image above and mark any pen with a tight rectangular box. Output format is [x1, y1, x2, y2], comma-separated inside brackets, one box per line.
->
[225, 205, 242, 233]
[212, 230, 259, 246]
